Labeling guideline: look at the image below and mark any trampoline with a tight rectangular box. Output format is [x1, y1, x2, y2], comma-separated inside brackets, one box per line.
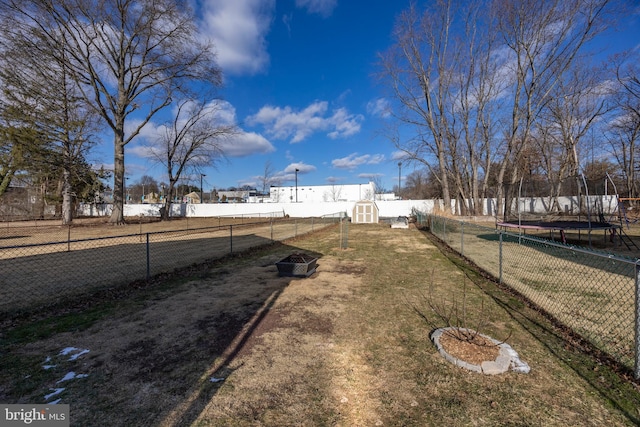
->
[496, 220, 619, 245]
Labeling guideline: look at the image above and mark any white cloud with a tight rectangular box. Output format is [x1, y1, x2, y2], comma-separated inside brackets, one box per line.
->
[366, 98, 391, 118]
[358, 173, 384, 180]
[282, 13, 293, 35]
[127, 99, 275, 159]
[391, 151, 410, 161]
[127, 143, 160, 159]
[199, 0, 275, 75]
[295, 0, 337, 17]
[222, 132, 275, 157]
[246, 101, 364, 143]
[332, 153, 386, 170]
[327, 108, 363, 139]
[195, 0, 337, 76]
[285, 162, 316, 174]
[262, 162, 316, 186]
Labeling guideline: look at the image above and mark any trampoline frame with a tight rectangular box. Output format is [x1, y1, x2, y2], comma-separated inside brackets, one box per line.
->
[496, 220, 619, 245]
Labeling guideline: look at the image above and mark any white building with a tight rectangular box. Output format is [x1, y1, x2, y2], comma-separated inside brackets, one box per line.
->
[269, 182, 377, 203]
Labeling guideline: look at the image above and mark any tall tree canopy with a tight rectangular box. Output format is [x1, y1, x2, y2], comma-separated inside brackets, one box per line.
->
[0, 0, 223, 224]
[380, 0, 618, 216]
[0, 9, 101, 224]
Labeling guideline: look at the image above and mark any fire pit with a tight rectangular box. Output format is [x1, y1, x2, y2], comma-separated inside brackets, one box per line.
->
[276, 253, 318, 277]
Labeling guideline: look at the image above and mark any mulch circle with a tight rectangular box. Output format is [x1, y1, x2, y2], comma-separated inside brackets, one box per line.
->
[431, 327, 531, 375]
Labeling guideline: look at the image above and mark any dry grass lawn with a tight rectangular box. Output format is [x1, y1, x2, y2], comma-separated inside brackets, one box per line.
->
[1, 223, 639, 426]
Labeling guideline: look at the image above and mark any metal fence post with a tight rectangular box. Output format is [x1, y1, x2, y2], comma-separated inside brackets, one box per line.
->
[461, 222, 464, 256]
[230, 225, 233, 254]
[443, 217, 447, 243]
[146, 233, 150, 281]
[270, 220, 274, 241]
[498, 231, 503, 284]
[635, 262, 640, 379]
[345, 216, 349, 249]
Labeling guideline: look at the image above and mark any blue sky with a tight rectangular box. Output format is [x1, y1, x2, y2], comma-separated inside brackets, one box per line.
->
[101, 0, 410, 193]
[99, 0, 640, 193]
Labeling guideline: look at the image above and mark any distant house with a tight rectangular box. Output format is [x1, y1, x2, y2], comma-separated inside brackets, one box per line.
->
[0, 185, 56, 219]
[143, 192, 160, 203]
[183, 192, 201, 204]
[217, 189, 256, 203]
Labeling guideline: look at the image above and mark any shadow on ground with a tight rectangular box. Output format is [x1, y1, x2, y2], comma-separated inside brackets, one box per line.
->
[0, 240, 323, 426]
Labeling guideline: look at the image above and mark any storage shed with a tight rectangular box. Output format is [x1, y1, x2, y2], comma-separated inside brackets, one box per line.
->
[352, 200, 379, 224]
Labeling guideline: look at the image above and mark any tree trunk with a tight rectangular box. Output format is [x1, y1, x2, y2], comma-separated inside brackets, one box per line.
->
[62, 168, 72, 225]
[109, 138, 126, 224]
[161, 197, 171, 220]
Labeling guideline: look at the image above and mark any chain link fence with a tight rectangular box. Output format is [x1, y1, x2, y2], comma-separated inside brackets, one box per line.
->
[417, 212, 640, 378]
[0, 214, 345, 317]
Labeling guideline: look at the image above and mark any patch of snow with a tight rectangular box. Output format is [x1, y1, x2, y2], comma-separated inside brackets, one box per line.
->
[59, 347, 90, 360]
[57, 372, 76, 383]
[68, 349, 90, 361]
[44, 388, 65, 401]
[209, 377, 225, 383]
[57, 372, 89, 383]
[38, 347, 92, 404]
[503, 346, 531, 373]
[59, 347, 79, 356]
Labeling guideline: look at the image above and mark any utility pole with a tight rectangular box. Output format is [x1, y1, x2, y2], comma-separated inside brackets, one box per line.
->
[398, 162, 402, 199]
[200, 173, 206, 203]
[295, 168, 299, 202]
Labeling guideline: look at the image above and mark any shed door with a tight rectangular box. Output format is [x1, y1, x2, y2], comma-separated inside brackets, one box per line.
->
[356, 203, 373, 223]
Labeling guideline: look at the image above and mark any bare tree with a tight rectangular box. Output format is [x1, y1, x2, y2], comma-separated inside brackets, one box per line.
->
[381, 0, 614, 217]
[151, 98, 236, 220]
[446, 2, 501, 215]
[494, 0, 611, 217]
[1, 0, 222, 224]
[379, 0, 502, 215]
[403, 169, 436, 200]
[379, 0, 455, 212]
[129, 175, 158, 202]
[371, 176, 387, 200]
[535, 63, 609, 211]
[0, 12, 99, 224]
[324, 185, 343, 202]
[607, 51, 640, 198]
[258, 160, 276, 196]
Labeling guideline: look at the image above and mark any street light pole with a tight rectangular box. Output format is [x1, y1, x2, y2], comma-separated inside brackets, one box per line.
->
[295, 168, 299, 203]
[200, 173, 206, 203]
[398, 162, 402, 199]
